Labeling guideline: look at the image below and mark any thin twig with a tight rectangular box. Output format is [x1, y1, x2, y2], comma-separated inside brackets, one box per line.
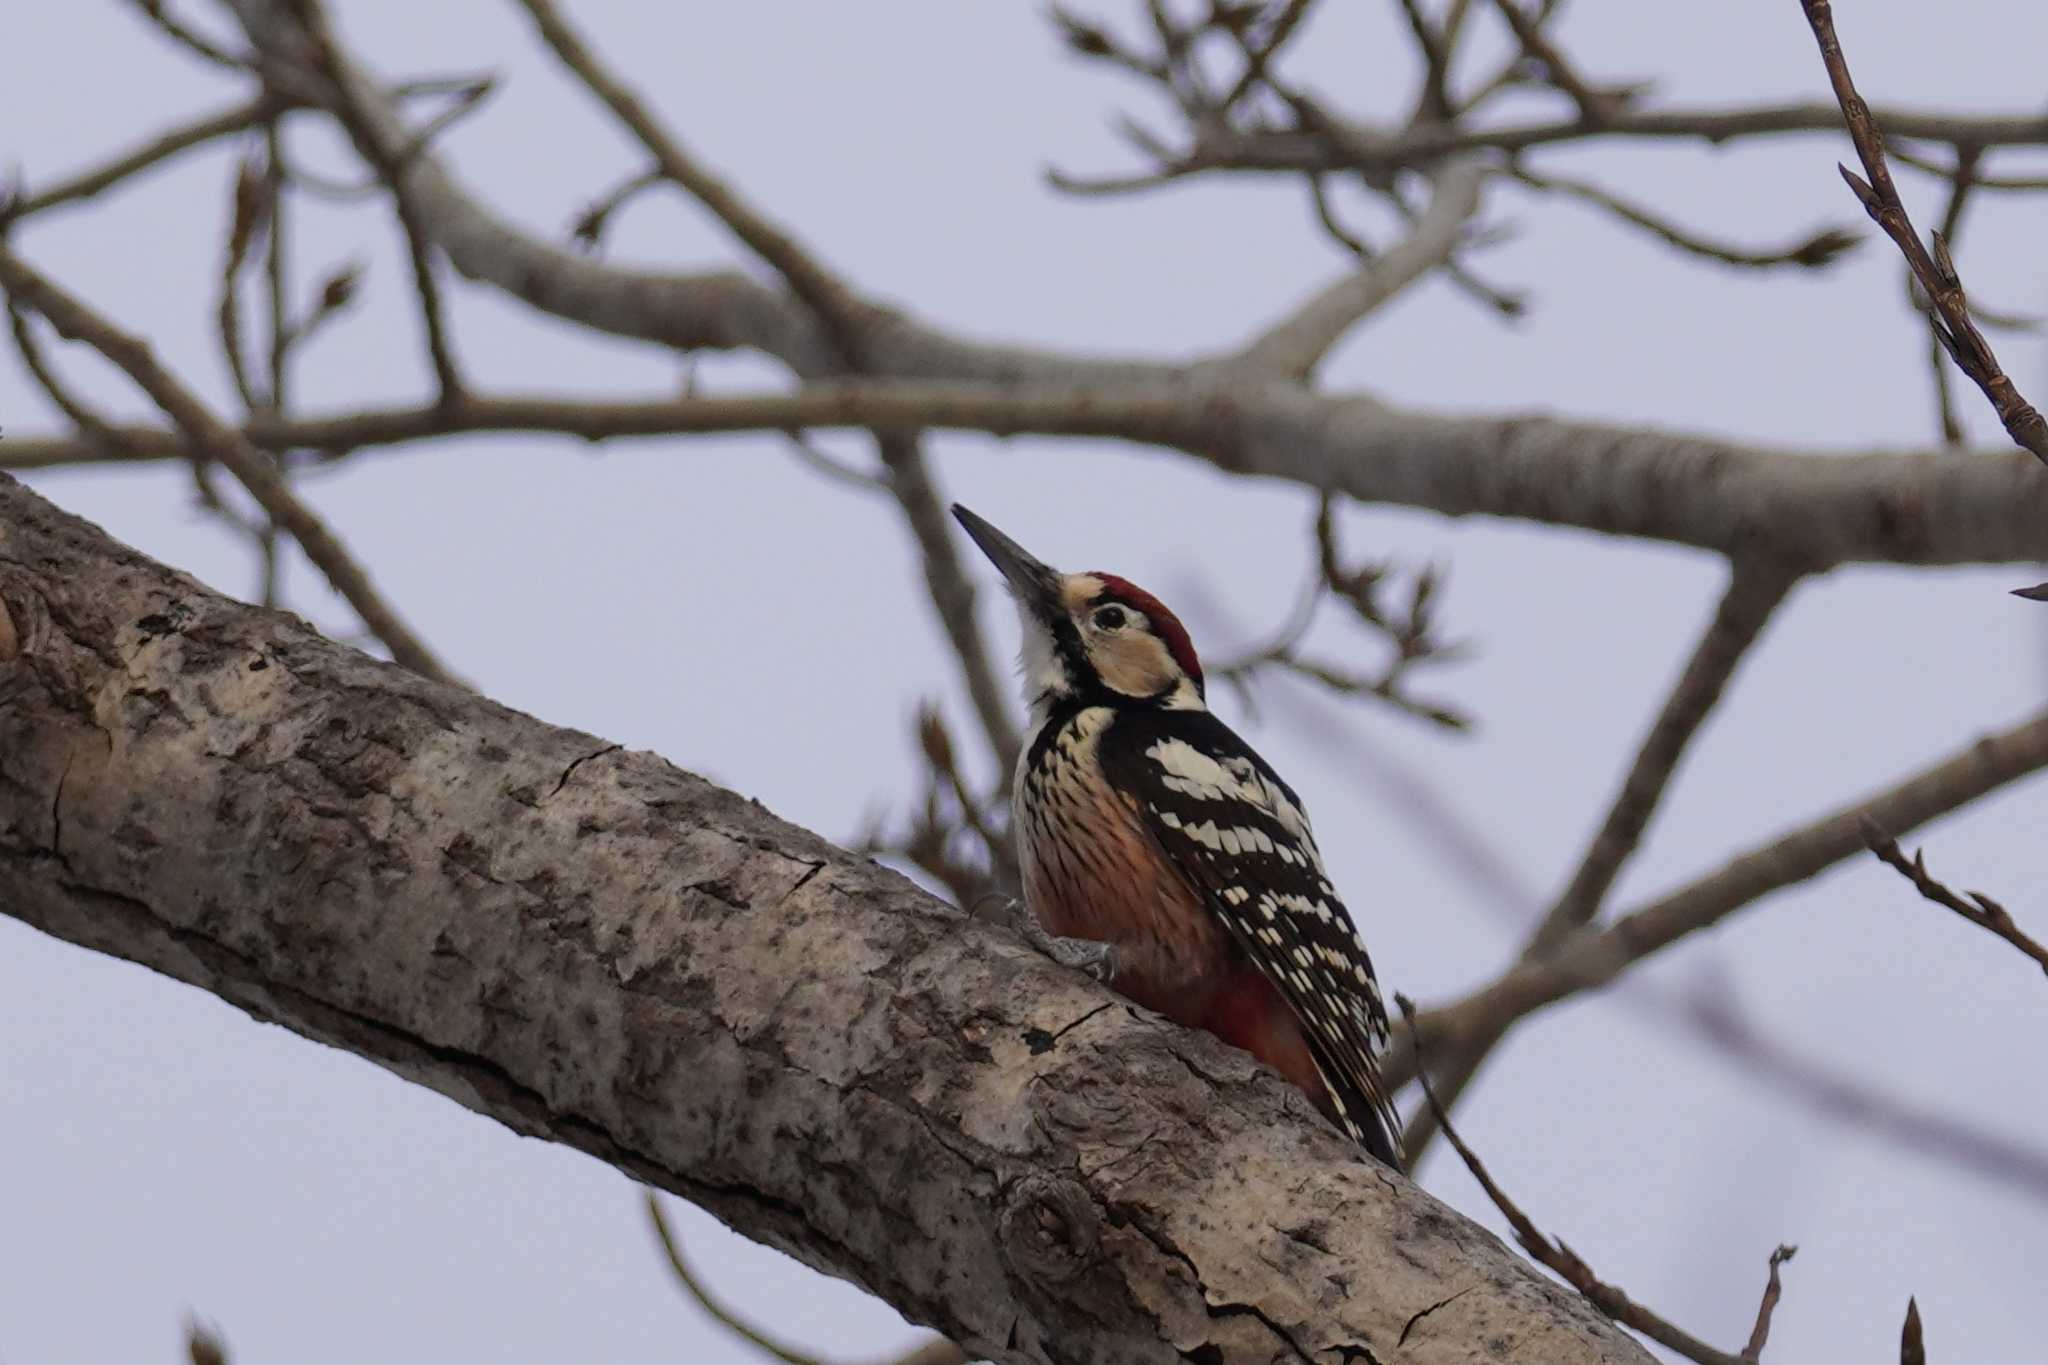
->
[3, 97, 286, 224]
[0, 246, 455, 684]
[1738, 1245, 1797, 1362]
[1401, 998, 1782, 1365]
[779, 431, 890, 494]
[387, 76, 497, 169]
[1923, 145, 1979, 446]
[263, 128, 292, 410]
[1891, 143, 2048, 192]
[258, 119, 293, 604]
[285, 0, 466, 400]
[124, 0, 248, 70]
[1514, 165, 1860, 271]
[1862, 819, 2048, 978]
[1305, 172, 1526, 318]
[644, 1190, 821, 1365]
[1212, 495, 1469, 728]
[512, 0, 872, 365]
[1236, 158, 1487, 378]
[1194, 100, 2048, 176]
[1798, 0, 2048, 464]
[1219, 0, 1318, 111]
[217, 153, 271, 413]
[5, 289, 131, 455]
[1394, 0, 1455, 122]
[1402, 558, 1798, 1158]
[877, 431, 1022, 776]
[1484, 0, 1616, 124]
[570, 168, 663, 252]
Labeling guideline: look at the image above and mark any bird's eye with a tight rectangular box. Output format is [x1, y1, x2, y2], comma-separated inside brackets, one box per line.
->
[1092, 605, 1129, 631]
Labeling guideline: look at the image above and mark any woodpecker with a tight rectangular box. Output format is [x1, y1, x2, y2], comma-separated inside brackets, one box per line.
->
[952, 505, 1401, 1167]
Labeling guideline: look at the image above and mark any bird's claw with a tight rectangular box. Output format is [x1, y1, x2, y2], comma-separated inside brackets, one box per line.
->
[1032, 926, 1119, 983]
[976, 896, 1119, 984]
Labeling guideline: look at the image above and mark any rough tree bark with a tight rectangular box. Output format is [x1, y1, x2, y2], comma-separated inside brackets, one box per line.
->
[0, 473, 1650, 1364]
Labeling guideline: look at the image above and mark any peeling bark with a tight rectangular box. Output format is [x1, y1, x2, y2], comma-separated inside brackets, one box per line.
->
[0, 473, 1650, 1364]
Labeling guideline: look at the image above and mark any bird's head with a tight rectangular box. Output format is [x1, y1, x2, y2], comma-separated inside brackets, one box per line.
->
[952, 504, 1205, 717]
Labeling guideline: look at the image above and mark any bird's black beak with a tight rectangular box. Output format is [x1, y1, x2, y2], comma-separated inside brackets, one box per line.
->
[952, 504, 1063, 620]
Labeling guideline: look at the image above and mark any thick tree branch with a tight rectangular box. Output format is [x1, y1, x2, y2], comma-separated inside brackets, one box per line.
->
[9, 385, 2048, 570]
[0, 473, 1653, 1365]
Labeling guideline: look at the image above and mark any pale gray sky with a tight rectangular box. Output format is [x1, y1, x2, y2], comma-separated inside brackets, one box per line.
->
[6, 3, 2048, 1362]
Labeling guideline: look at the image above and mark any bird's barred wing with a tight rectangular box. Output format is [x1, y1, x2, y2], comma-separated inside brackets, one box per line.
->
[1098, 711, 1400, 1158]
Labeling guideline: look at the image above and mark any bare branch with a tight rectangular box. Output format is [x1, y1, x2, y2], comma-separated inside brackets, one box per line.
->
[877, 431, 1022, 776]
[569, 168, 662, 252]
[1738, 1246, 1796, 1363]
[511, 0, 874, 364]
[1305, 172, 1528, 318]
[1513, 166, 1861, 271]
[1892, 144, 2048, 193]
[1483, 0, 1620, 125]
[1234, 159, 1487, 378]
[284, 0, 466, 400]
[126, 0, 248, 70]
[1256, 677, 2048, 1204]
[1218, 0, 1317, 111]
[1216, 493, 1471, 727]
[8, 383, 2048, 570]
[1863, 820, 2048, 978]
[0, 246, 454, 684]
[262, 122, 293, 411]
[1400, 699, 2048, 1075]
[779, 430, 889, 494]
[1922, 145, 1980, 446]
[1402, 998, 1782, 1365]
[217, 152, 272, 412]
[3, 96, 285, 224]
[1179, 102, 2048, 177]
[1797, 0, 2048, 464]
[646, 1190, 822, 1365]
[5, 291, 135, 455]
[1401, 558, 1799, 1155]
[1393, 0, 1455, 122]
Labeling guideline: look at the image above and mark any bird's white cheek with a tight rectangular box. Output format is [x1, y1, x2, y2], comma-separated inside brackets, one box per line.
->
[1014, 600, 1068, 699]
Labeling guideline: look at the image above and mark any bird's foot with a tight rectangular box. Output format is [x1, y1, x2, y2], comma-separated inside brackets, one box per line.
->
[975, 896, 1119, 984]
